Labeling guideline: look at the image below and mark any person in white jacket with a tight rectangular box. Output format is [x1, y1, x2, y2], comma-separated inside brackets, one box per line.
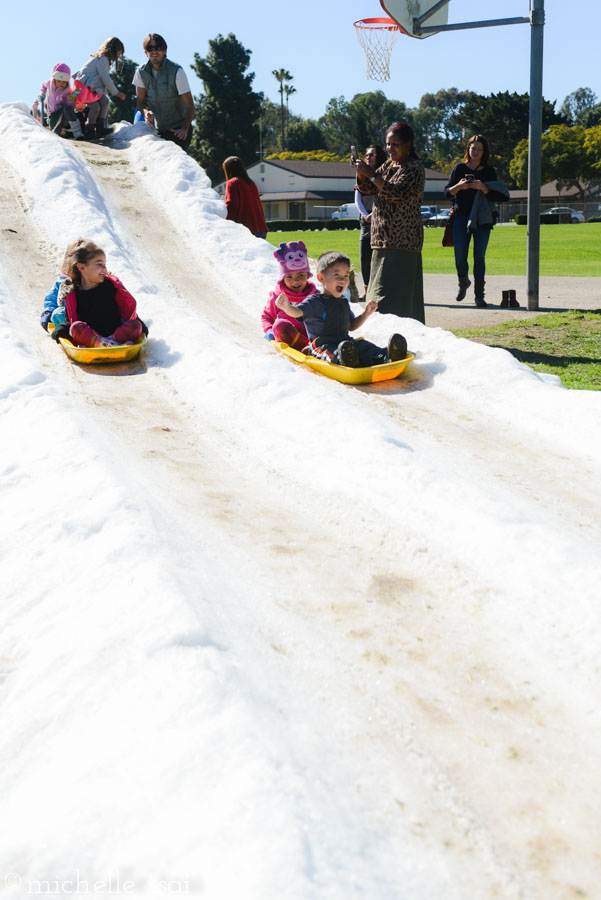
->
[73, 37, 126, 138]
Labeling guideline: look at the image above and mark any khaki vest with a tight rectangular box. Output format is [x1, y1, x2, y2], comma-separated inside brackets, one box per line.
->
[140, 59, 187, 132]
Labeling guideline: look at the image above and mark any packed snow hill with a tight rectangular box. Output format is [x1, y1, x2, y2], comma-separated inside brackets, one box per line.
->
[1, 101, 601, 899]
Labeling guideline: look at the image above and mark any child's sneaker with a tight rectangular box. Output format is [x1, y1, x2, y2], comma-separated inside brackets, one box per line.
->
[387, 333, 408, 362]
[99, 337, 118, 347]
[337, 339, 360, 367]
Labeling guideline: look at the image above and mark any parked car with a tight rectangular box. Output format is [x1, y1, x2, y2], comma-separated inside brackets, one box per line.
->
[541, 207, 585, 224]
[421, 205, 438, 220]
[331, 203, 360, 220]
[425, 209, 452, 227]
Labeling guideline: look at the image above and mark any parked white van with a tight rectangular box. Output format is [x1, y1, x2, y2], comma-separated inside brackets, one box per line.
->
[331, 203, 360, 220]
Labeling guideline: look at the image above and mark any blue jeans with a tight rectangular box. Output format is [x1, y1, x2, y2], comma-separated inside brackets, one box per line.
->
[452, 213, 491, 286]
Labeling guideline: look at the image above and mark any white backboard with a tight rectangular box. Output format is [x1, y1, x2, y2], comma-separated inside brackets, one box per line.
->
[380, 0, 449, 38]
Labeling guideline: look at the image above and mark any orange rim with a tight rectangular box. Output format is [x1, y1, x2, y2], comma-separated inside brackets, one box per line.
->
[353, 17, 400, 29]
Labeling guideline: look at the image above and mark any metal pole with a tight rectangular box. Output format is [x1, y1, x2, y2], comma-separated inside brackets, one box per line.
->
[419, 17, 529, 34]
[526, 0, 545, 310]
[414, 0, 450, 27]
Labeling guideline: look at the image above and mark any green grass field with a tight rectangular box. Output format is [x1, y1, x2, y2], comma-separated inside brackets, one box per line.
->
[266, 223, 601, 277]
[453, 311, 601, 390]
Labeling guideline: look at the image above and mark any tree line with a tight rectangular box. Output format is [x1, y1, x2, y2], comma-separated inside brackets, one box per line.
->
[108, 34, 601, 193]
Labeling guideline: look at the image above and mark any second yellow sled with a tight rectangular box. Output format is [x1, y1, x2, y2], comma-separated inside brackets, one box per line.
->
[274, 341, 414, 385]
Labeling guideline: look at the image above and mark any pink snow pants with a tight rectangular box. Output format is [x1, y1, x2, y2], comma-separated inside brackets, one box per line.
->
[70, 319, 143, 348]
[272, 318, 309, 350]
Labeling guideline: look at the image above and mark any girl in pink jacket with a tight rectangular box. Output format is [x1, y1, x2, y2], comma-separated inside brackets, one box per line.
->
[262, 241, 316, 350]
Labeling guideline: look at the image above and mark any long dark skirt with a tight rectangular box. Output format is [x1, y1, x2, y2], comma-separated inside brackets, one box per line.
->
[368, 249, 425, 323]
[359, 223, 372, 288]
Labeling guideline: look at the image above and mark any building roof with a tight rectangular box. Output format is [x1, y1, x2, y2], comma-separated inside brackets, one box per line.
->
[260, 190, 354, 202]
[509, 180, 580, 200]
[424, 169, 448, 181]
[261, 159, 354, 178]
[260, 158, 448, 181]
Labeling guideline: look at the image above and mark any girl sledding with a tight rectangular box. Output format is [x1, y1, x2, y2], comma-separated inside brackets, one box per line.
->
[41, 239, 147, 364]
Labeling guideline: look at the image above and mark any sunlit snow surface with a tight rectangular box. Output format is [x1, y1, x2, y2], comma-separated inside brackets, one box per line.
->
[0, 102, 600, 900]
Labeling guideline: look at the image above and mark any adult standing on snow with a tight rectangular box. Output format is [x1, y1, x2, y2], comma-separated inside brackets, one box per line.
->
[355, 122, 425, 322]
[133, 33, 195, 152]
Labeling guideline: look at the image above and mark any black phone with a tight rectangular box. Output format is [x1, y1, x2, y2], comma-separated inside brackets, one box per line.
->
[350, 145, 358, 164]
[464, 173, 475, 182]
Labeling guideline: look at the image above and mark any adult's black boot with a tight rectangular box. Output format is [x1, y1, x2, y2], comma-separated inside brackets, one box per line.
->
[474, 280, 487, 308]
[455, 276, 470, 302]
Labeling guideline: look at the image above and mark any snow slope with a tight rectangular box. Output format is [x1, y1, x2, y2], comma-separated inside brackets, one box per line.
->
[1, 101, 600, 899]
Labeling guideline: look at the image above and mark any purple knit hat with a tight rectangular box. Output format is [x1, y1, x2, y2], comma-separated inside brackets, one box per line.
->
[274, 241, 310, 279]
[51, 63, 71, 82]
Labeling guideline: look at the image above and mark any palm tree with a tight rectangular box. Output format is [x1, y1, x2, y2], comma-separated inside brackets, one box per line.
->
[284, 84, 297, 145]
[272, 68, 292, 149]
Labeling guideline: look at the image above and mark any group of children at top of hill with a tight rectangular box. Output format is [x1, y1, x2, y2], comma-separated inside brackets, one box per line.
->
[262, 241, 407, 367]
[33, 37, 126, 142]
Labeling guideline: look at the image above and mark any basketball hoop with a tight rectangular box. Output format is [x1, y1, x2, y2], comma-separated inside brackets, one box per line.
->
[354, 17, 401, 82]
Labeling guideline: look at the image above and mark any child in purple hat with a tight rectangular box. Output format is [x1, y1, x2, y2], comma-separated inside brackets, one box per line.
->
[261, 241, 317, 350]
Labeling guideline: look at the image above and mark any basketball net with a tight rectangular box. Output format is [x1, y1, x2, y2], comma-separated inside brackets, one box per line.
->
[354, 18, 401, 82]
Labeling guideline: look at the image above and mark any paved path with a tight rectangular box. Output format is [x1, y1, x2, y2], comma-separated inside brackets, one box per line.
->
[423, 274, 601, 331]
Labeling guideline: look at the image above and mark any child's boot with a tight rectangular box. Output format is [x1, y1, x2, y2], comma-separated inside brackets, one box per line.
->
[337, 340, 360, 368]
[70, 118, 86, 142]
[387, 333, 408, 362]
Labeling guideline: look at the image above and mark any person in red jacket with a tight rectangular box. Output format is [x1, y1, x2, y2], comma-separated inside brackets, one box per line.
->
[222, 156, 268, 239]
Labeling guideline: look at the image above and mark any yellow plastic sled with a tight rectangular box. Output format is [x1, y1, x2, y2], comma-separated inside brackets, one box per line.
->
[48, 325, 146, 364]
[274, 341, 414, 385]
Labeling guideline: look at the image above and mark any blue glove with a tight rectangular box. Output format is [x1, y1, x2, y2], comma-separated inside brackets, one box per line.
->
[264, 330, 275, 341]
[40, 309, 52, 331]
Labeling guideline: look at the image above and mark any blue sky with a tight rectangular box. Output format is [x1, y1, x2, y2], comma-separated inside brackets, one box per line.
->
[5, 0, 600, 120]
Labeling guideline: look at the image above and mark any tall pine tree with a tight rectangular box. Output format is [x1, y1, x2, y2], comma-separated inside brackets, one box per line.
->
[190, 34, 263, 183]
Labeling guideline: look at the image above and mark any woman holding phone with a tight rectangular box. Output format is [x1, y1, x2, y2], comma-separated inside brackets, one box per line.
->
[444, 134, 508, 308]
[355, 122, 425, 322]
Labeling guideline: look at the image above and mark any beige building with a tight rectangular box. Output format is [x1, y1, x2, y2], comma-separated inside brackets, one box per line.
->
[215, 159, 449, 221]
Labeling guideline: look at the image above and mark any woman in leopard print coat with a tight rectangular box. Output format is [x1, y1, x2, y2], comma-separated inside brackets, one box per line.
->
[356, 122, 425, 322]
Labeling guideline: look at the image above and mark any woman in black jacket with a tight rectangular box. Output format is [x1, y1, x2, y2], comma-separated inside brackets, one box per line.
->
[444, 135, 505, 308]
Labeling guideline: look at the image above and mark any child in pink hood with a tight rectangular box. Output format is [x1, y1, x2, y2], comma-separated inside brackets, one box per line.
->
[33, 63, 85, 141]
[262, 241, 316, 350]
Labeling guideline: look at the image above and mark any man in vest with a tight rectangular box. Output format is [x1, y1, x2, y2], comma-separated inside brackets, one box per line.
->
[133, 33, 195, 152]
